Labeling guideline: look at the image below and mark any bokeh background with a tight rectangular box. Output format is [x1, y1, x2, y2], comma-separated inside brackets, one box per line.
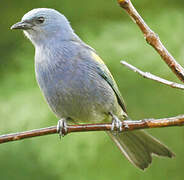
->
[1, 0, 184, 179]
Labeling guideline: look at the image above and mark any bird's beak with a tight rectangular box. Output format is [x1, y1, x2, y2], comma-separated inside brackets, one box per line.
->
[11, 21, 33, 30]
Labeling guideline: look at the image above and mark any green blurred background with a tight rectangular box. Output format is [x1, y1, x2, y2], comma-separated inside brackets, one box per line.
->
[1, 0, 184, 179]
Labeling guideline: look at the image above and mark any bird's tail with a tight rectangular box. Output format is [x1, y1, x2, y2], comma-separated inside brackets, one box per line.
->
[107, 130, 174, 170]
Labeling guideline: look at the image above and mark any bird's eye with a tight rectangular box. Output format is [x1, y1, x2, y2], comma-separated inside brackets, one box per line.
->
[36, 17, 45, 24]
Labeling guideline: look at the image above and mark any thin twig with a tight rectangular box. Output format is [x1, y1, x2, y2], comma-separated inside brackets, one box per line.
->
[1, 115, 184, 144]
[121, 61, 184, 90]
[118, 0, 184, 83]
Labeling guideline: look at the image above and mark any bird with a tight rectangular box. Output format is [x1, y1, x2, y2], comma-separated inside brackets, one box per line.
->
[11, 8, 174, 170]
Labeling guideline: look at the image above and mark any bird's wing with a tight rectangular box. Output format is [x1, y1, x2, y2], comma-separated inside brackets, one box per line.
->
[91, 52, 127, 114]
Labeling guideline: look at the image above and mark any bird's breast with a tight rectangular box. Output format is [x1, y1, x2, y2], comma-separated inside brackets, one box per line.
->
[34, 45, 119, 123]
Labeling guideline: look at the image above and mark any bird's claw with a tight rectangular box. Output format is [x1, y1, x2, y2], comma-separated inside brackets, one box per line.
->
[57, 119, 68, 139]
[124, 123, 129, 129]
[110, 113, 123, 132]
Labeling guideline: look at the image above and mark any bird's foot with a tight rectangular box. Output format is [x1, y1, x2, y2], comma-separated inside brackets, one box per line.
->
[124, 123, 129, 129]
[57, 119, 68, 139]
[109, 113, 123, 132]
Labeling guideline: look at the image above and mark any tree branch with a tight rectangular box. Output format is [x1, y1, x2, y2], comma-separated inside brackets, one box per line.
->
[1, 115, 184, 144]
[121, 61, 184, 90]
[118, 0, 184, 83]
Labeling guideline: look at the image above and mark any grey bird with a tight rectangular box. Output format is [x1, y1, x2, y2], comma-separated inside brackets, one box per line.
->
[11, 8, 174, 170]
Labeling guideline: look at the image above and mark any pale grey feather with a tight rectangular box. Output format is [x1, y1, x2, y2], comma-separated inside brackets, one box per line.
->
[11, 8, 175, 170]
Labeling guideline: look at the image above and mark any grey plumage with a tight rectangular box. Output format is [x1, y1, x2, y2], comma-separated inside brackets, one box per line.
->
[35, 40, 123, 122]
[11, 8, 174, 170]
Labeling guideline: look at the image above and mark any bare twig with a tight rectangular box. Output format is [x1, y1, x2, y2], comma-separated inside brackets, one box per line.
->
[118, 0, 184, 83]
[121, 61, 184, 90]
[1, 115, 184, 144]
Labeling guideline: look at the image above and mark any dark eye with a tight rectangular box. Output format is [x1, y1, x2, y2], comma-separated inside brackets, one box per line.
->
[36, 17, 45, 24]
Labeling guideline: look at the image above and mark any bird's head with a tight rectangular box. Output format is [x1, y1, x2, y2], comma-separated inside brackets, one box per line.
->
[11, 8, 75, 46]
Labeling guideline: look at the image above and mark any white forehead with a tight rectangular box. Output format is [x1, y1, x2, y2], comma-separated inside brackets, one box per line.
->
[22, 8, 62, 21]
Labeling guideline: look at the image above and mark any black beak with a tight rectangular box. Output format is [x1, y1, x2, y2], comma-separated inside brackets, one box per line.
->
[11, 21, 33, 30]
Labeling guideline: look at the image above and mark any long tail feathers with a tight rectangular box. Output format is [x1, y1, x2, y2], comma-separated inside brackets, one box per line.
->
[107, 130, 175, 170]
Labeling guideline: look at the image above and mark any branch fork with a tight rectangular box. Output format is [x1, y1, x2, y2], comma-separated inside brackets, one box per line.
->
[118, 0, 184, 83]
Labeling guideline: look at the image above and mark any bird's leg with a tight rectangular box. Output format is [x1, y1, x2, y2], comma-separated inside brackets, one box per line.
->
[109, 112, 123, 132]
[57, 118, 68, 138]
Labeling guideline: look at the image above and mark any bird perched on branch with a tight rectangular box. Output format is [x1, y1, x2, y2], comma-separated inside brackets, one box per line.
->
[11, 8, 174, 170]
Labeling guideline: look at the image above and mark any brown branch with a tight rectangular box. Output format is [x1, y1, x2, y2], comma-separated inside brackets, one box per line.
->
[121, 61, 184, 90]
[1, 115, 184, 144]
[118, 0, 184, 83]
